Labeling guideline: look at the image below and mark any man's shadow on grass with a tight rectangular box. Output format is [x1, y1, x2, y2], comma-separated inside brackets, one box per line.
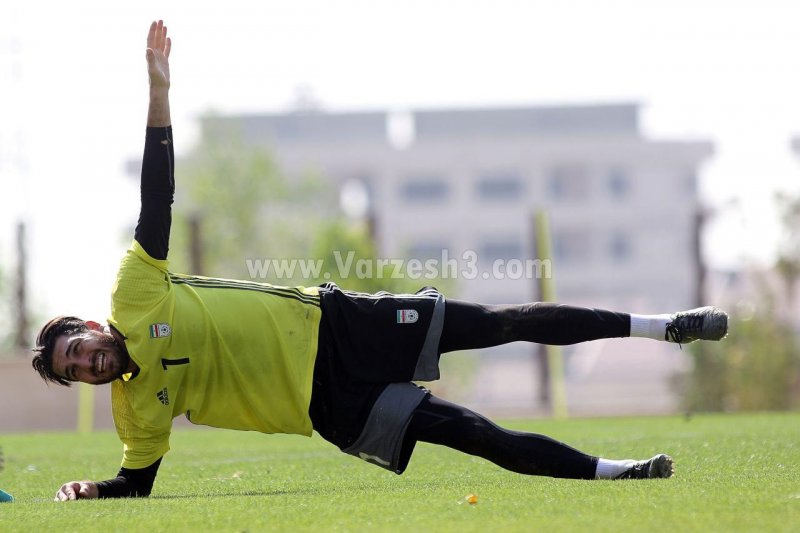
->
[149, 479, 454, 500]
[150, 489, 311, 500]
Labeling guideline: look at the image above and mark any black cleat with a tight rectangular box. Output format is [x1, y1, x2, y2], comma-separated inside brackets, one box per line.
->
[666, 306, 728, 344]
[614, 454, 674, 479]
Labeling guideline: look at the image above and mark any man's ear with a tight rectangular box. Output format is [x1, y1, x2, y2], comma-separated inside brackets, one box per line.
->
[85, 321, 104, 332]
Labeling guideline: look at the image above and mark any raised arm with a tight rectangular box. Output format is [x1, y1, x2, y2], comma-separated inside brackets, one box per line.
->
[134, 20, 175, 261]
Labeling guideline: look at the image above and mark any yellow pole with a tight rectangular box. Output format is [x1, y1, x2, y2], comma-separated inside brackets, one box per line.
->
[77, 382, 95, 433]
[534, 210, 568, 419]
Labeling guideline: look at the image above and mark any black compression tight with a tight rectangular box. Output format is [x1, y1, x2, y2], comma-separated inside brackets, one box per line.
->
[404, 395, 598, 479]
[410, 300, 628, 478]
[438, 300, 630, 353]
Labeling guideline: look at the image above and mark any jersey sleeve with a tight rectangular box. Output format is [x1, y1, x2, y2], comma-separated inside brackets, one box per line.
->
[112, 380, 172, 470]
[109, 240, 170, 337]
[134, 126, 174, 261]
[96, 458, 162, 498]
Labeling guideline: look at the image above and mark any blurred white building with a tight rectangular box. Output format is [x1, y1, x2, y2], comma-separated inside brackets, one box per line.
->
[198, 103, 714, 415]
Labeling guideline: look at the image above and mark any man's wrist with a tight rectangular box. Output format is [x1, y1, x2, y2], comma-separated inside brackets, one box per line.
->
[147, 89, 171, 127]
[86, 481, 100, 499]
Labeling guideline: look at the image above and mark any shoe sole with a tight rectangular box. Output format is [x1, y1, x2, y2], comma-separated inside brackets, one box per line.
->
[648, 454, 674, 478]
[677, 306, 729, 342]
[701, 307, 729, 341]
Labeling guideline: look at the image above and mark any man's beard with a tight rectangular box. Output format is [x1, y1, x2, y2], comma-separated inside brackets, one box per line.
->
[95, 335, 131, 385]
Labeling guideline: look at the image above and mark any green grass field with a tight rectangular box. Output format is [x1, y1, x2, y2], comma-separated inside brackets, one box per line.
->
[0, 413, 798, 532]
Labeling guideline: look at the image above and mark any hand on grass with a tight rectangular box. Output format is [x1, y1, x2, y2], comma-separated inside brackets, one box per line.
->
[54, 480, 99, 501]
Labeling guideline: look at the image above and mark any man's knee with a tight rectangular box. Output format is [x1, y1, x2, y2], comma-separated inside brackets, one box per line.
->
[495, 304, 537, 343]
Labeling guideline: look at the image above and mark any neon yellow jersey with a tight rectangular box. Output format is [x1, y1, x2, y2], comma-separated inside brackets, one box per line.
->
[109, 241, 321, 469]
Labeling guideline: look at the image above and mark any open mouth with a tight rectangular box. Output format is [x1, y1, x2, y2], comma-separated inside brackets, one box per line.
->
[95, 352, 106, 375]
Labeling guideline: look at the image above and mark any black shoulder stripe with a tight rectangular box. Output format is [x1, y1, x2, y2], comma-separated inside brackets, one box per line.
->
[169, 273, 314, 298]
[168, 273, 318, 300]
[169, 275, 320, 307]
[171, 279, 320, 307]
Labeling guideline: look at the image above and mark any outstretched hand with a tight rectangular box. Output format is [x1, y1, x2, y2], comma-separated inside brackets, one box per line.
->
[146, 20, 171, 89]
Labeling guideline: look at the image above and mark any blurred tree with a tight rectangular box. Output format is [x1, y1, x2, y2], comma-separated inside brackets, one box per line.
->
[686, 307, 798, 411]
[685, 276, 800, 412]
[171, 118, 454, 295]
[309, 220, 453, 294]
[0, 262, 13, 355]
[683, 192, 800, 412]
[775, 192, 800, 311]
[170, 120, 334, 281]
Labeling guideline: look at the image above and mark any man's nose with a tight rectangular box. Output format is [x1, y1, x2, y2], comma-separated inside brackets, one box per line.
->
[76, 352, 93, 372]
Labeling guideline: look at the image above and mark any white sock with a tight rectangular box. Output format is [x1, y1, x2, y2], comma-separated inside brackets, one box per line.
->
[595, 458, 637, 479]
[629, 313, 672, 341]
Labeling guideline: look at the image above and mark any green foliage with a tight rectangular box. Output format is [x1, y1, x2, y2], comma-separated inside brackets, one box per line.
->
[683, 193, 800, 412]
[775, 192, 800, 299]
[309, 220, 452, 294]
[1, 413, 799, 531]
[685, 308, 800, 412]
[170, 117, 454, 296]
[170, 118, 334, 279]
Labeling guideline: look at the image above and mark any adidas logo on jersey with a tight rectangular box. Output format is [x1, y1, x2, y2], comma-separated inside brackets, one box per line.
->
[156, 388, 170, 406]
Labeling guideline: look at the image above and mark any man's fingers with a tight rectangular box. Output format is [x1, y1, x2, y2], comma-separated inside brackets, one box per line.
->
[146, 20, 169, 55]
[147, 21, 157, 48]
[155, 20, 164, 51]
[154, 21, 161, 50]
[54, 483, 77, 501]
[162, 27, 168, 54]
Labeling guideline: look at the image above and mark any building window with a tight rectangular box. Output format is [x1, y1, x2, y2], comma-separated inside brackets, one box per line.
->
[407, 242, 448, 262]
[548, 166, 589, 201]
[552, 229, 591, 263]
[476, 174, 523, 201]
[478, 239, 523, 265]
[400, 177, 449, 203]
[339, 178, 372, 218]
[685, 171, 697, 193]
[608, 232, 631, 262]
[607, 169, 629, 199]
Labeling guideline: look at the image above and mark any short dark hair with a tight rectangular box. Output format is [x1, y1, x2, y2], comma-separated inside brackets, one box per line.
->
[32, 316, 87, 387]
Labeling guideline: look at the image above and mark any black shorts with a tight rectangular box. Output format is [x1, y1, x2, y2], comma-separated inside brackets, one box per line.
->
[309, 283, 445, 472]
